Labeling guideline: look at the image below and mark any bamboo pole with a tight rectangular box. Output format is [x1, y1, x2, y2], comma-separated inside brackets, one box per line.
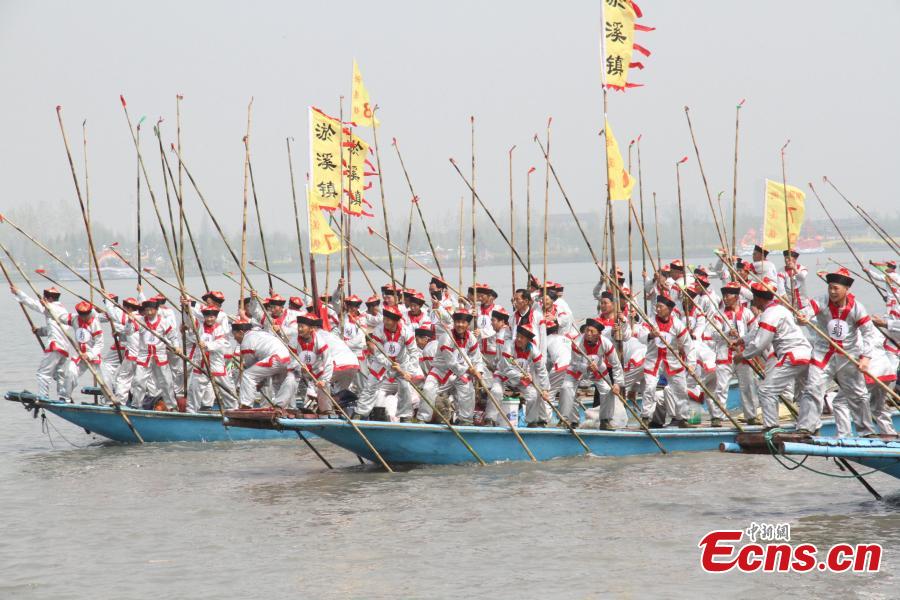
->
[526, 165, 535, 276]
[0, 258, 45, 350]
[824, 176, 900, 256]
[508, 145, 517, 293]
[286, 138, 309, 290]
[471, 116, 477, 307]
[240, 99, 253, 321]
[542, 117, 552, 301]
[636, 135, 647, 313]
[731, 99, 745, 256]
[392, 137, 445, 277]
[369, 106, 395, 286]
[780, 139, 795, 307]
[675, 157, 689, 317]
[683, 106, 730, 252]
[652, 191, 661, 267]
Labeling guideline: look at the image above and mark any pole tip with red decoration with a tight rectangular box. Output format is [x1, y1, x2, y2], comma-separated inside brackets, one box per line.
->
[449, 158, 456, 165]
[528, 166, 536, 174]
[391, 137, 397, 146]
[737, 98, 746, 109]
[120, 95, 126, 107]
[367, 226, 374, 235]
[677, 156, 688, 165]
[35, 269, 46, 274]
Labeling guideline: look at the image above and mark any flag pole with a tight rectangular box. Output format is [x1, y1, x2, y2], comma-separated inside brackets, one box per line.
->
[684, 106, 730, 252]
[780, 139, 794, 307]
[369, 106, 395, 286]
[627, 139, 635, 298]
[82, 120, 93, 304]
[458, 197, 464, 299]
[542, 117, 552, 301]
[675, 156, 689, 317]
[239, 99, 252, 321]
[286, 138, 309, 291]
[637, 135, 647, 313]
[731, 99, 745, 256]
[652, 191, 661, 267]
[508, 145, 517, 294]
[136, 119, 142, 287]
[526, 166, 535, 277]
[471, 116, 477, 310]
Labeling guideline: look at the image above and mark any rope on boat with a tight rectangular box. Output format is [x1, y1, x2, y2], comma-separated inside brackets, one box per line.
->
[764, 427, 884, 479]
[40, 409, 91, 449]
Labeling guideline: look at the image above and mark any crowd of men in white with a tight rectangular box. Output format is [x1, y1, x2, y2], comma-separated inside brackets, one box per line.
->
[10, 245, 900, 437]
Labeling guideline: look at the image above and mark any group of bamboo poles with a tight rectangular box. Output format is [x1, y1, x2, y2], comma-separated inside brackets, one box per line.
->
[2, 93, 898, 472]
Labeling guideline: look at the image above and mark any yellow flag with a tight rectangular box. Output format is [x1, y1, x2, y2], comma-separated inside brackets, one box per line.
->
[602, 0, 636, 90]
[351, 60, 379, 128]
[763, 179, 806, 251]
[605, 119, 634, 201]
[310, 107, 342, 210]
[307, 187, 342, 255]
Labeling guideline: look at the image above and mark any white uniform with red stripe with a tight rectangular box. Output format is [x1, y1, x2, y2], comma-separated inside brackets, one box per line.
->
[62, 311, 105, 399]
[511, 305, 546, 355]
[420, 329, 482, 424]
[552, 297, 577, 338]
[559, 334, 624, 425]
[831, 329, 897, 437]
[97, 302, 125, 394]
[110, 309, 142, 404]
[638, 314, 694, 423]
[622, 330, 646, 397]
[706, 304, 759, 421]
[797, 294, 876, 436]
[479, 319, 509, 374]
[544, 332, 572, 403]
[777, 265, 809, 308]
[127, 314, 179, 409]
[490, 341, 550, 425]
[15, 291, 72, 399]
[185, 319, 236, 411]
[240, 329, 297, 409]
[741, 301, 811, 428]
[357, 322, 415, 419]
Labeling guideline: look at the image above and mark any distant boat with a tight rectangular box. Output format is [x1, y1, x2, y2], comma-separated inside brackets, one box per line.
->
[5, 391, 299, 444]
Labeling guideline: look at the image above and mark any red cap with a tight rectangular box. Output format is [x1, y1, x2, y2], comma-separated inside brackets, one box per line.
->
[382, 305, 403, 320]
[202, 290, 225, 303]
[516, 323, 536, 340]
[75, 301, 93, 314]
[43, 287, 61, 296]
[289, 296, 304, 308]
[365, 295, 381, 305]
[264, 294, 286, 305]
[344, 294, 363, 304]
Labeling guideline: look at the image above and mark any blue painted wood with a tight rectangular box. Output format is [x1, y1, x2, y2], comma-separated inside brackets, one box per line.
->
[237, 413, 900, 465]
[5, 392, 298, 444]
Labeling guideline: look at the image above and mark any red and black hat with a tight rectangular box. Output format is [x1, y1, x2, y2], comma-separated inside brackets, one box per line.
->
[656, 295, 676, 309]
[750, 280, 776, 300]
[584, 317, 605, 332]
[105, 292, 119, 302]
[141, 298, 159, 309]
[344, 294, 363, 306]
[516, 323, 536, 340]
[600, 290, 614, 301]
[381, 283, 400, 296]
[289, 296, 305, 309]
[42, 286, 61, 298]
[152, 294, 167, 305]
[783, 249, 800, 259]
[430, 276, 448, 289]
[452, 307, 473, 322]
[753, 244, 769, 257]
[415, 325, 436, 339]
[123, 297, 141, 310]
[365, 295, 381, 306]
[720, 282, 742, 296]
[231, 318, 253, 332]
[382, 305, 403, 320]
[75, 301, 93, 314]
[491, 306, 510, 322]
[825, 267, 854, 288]
[407, 290, 426, 305]
[297, 313, 323, 327]
[200, 304, 220, 315]
[669, 260, 685, 272]
[202, 290, 225, 304]
[264, 294, 287, 306]
[468, 282, 497, 297]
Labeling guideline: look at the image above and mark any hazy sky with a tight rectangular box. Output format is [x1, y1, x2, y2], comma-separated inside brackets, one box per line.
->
[2, 0, 898, 239]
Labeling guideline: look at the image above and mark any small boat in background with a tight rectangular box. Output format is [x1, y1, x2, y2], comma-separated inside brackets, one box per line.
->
[5, 390, 299, 444]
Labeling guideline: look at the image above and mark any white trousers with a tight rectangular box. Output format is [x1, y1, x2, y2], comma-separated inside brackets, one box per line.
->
[421, 374, 473, 424]
[241, 364, 297, 409]
[642, 369, 688, 421]
[559, 376, 612, 424]
[36, 351, 70, 400]
[132, 362, 177, 410]
[489, 379, 545, 425]
[714, 362, 758, 420]
[800, 358, 872, 435]
[187, 372, 237, 412]
[759, 362, 807, 428]
[114, 359, 137, 404]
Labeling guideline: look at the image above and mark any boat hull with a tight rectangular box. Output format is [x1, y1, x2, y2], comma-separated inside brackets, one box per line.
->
[238, 414, 891, 465]
[6, 393, 298, 444]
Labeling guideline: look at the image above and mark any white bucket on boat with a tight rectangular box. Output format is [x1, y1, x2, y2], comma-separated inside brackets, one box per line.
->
[501, 397, 519, 429]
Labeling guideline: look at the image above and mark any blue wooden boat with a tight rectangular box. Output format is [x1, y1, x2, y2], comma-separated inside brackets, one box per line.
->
[5, 391, 299, 444]
[224, 412, 900, 466]
[721, 436, 900, 480]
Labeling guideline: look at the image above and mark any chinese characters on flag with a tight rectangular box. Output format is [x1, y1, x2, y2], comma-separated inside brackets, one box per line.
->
[605, 119, 634, 201]
[602, 0, 653, 91]
[351, 60, 379, 128]
[762, 179, 806, 251]
[306, 186, 342, 256]
[310, 107, 343, 210]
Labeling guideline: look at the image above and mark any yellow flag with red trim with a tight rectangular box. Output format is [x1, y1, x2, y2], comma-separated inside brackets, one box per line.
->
[307, 187, 342, 255]
[763, 179, 806, 251]
[309, 107, 342, 210]
[351, 60, 379, 128]
[605, 119, 634, 201]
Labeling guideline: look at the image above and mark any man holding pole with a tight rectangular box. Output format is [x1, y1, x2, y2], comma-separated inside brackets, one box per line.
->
[559, 318, 623, 430]
[795, 268, 877, 437]
[419, 308, 482, 425]
[490, 324, 550, 427]
[10, 284, 72, 400]
[638, 295, 694, 428]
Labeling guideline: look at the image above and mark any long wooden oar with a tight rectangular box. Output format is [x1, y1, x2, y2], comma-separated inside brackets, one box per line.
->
[0, 242, 144, 442]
